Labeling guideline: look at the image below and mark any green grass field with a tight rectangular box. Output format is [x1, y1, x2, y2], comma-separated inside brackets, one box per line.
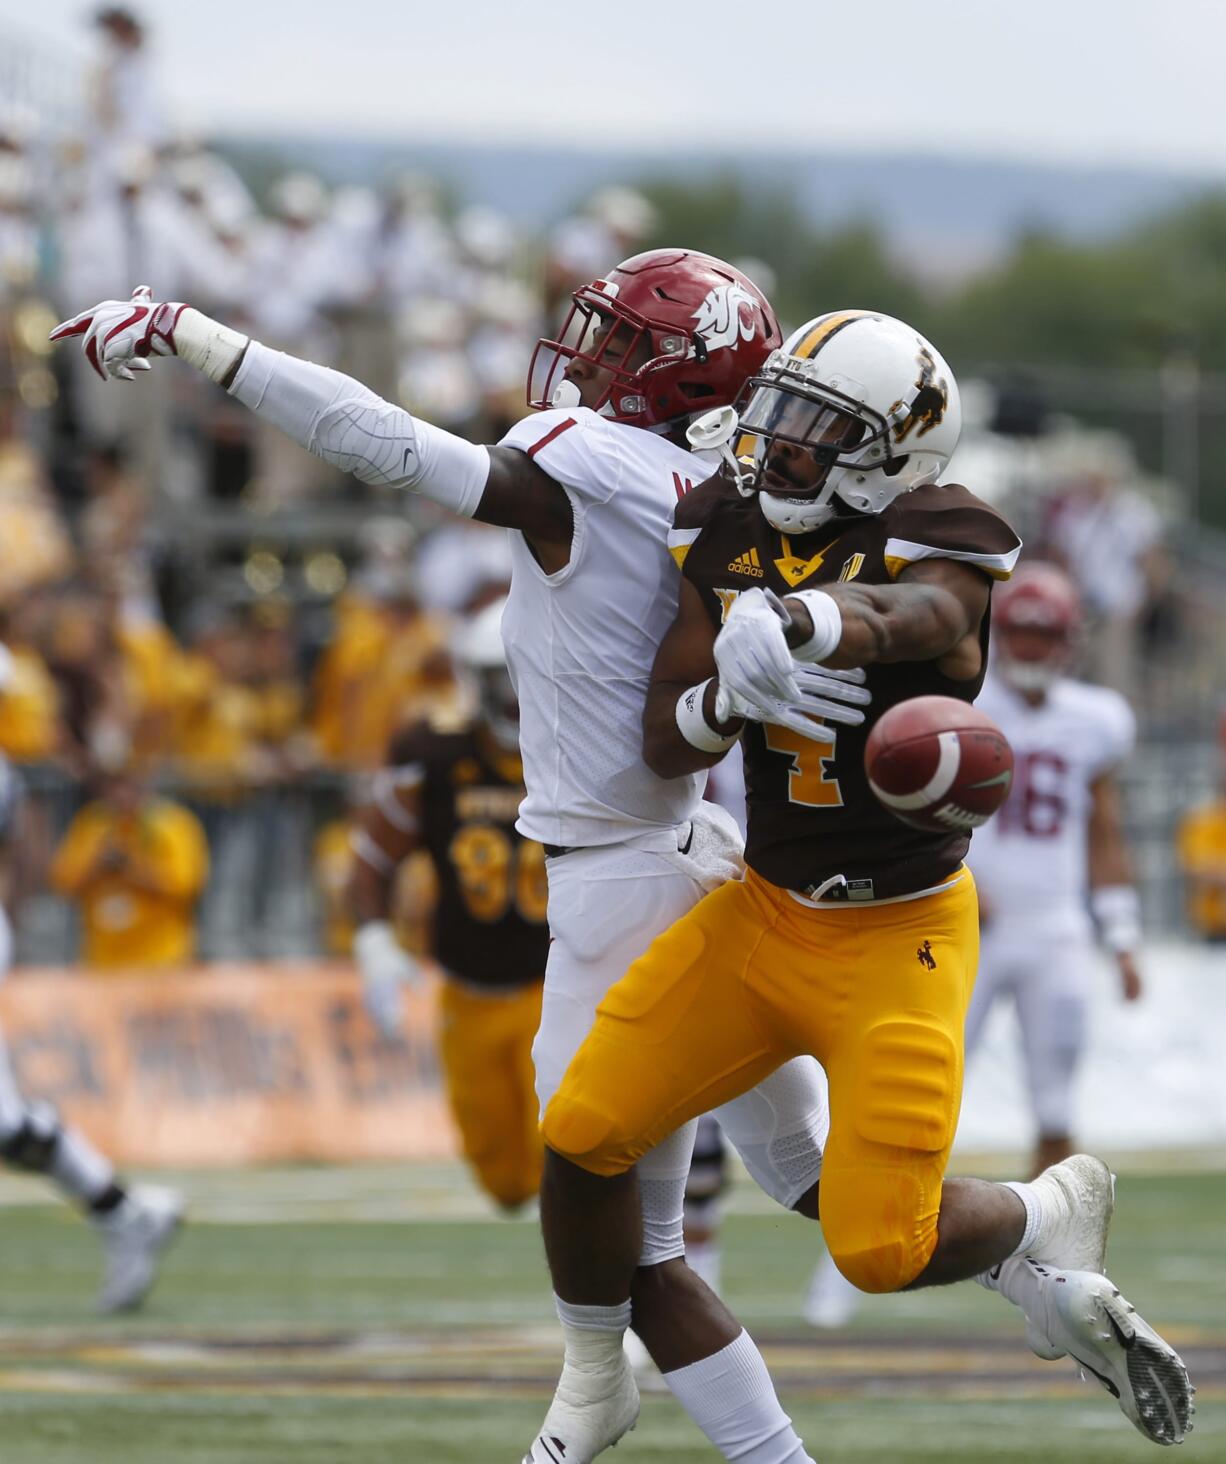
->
[0, 1159, 1222, 1462]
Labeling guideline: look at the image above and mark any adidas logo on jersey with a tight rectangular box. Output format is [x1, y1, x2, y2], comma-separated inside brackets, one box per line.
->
[727, 548, 764, 577]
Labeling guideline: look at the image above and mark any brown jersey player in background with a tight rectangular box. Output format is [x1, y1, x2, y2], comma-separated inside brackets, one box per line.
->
[535, 312, 1193, 1453]
[349, 598, 548, 1212]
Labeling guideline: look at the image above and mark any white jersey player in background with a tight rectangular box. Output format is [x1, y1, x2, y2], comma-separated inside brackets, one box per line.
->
[52, 252, 871, 1464]
[0, 748, 182, 1312]
[804, 559, 1145, 1330]
[968, 561, 1143, 1172]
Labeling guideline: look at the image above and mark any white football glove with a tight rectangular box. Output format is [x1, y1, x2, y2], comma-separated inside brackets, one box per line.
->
[716, 663, 870, 745]
[353, 919, 421, 1040]
[50, 285, 185, 381]
[713, 587, 801, 710]
[713, 586, 869, 744]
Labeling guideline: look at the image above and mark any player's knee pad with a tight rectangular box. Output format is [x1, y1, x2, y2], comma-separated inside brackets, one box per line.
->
[821, 1166, 939, 1294]
[0, 1099, 61, 1173]
[484, 1175, 540, 1213]
[541, 1091, 634, 1177]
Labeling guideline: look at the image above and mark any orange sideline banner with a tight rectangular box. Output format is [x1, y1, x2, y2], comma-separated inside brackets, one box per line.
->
[0, 963, 459, 1166]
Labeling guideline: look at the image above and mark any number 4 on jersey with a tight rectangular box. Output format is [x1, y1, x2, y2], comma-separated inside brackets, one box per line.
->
[764, 723, 844, 808]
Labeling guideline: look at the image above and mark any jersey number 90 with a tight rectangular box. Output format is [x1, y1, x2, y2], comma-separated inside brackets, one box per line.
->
[448, 824, 549, 923]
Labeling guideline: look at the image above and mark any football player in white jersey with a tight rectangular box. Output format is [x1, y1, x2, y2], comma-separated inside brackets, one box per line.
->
[0, 752, 182, 1312]
[970, 561, 1143, 1170]
[51, 254, 871, 1464]
[805, 560, 1144, 1328]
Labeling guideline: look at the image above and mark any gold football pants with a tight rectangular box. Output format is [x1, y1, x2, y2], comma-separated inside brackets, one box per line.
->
[542, 868, 979, 1292]
[439, 976, 544, 1211]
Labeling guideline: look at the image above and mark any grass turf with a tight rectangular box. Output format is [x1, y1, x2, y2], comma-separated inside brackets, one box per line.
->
[0, 1164, 1221, 1461]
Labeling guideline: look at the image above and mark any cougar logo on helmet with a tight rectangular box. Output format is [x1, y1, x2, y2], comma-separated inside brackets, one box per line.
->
[692, 283, 759, 353]
[893, 347, 949, 444]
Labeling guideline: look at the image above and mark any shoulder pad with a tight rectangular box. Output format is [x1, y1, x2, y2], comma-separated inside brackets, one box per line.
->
[673, 471, 739, 532]
[883, 482, 1022, 582]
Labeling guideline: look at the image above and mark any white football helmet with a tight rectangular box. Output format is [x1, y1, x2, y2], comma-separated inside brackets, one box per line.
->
[455, 596, 519, 751]
[733, 310, 963, 534]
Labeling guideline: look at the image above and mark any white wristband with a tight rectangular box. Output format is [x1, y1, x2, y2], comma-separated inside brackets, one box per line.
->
[174, 307, 249, 384]
[676, 679, 739, 754]
[1091, 885, 1141, 954]
[787, 590, 842, 663]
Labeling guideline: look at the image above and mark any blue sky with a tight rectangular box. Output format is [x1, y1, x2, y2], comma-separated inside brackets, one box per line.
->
[3, 0, 1224, 173]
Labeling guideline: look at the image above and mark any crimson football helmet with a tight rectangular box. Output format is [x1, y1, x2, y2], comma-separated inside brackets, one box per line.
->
[528, 249, 781, 429]
[993, 561, 1081, 692]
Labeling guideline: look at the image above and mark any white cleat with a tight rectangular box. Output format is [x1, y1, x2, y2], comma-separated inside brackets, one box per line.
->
[1020, 1264, 1194, 1447]
[94, 1184, 184, 1314]
[803, 1254, 862, 1330]
[1016, 1154, 1116, 1360]
[1028, 1154, 1116, 1274]
[523, 1354, 640, 1463]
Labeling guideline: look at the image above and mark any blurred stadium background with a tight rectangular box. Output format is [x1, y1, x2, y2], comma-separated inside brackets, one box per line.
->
[0, 5, 1223, 1461]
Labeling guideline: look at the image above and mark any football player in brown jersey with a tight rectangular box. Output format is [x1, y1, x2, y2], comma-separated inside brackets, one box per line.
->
[537, 313, 1193, 1449]
[348, 598, 549, 1212]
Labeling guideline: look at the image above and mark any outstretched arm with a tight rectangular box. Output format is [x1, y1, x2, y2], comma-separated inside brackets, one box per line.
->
[51, 292, 573, 556]
[782, 558, 992, 676]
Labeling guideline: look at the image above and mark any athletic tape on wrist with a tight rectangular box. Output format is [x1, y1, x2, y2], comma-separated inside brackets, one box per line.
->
[788, 589, 842, 663]
[1090, 885, 1141, 953]
[174, 307, 249, 384]
[676, 679, 738, 754]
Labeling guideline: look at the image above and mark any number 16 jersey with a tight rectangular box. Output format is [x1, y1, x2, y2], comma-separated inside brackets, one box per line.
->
[969, 674, 1136, 938]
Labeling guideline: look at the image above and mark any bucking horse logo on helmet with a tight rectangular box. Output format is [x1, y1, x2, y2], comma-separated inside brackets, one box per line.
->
[893, 346, 949, 442]
[691, 283, 759, 353]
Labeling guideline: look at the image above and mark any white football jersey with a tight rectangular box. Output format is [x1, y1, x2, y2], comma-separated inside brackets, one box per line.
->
[969, 674, 1136, 936]
[498, 407, 711, 847]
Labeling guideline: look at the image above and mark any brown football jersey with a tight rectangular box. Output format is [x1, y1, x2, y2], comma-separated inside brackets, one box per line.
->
[383, 717, 548, 988]
[672, 477, 1022, 900]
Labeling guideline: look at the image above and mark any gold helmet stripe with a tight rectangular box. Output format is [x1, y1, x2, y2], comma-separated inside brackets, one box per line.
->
[791, 309, 878, 360]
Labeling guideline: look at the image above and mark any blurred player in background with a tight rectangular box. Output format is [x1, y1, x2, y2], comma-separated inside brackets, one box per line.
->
[51, 255, 856, 1464]
[538, 310, 1192, 1451]
[348, 598, 548, 1212]
[805, 559, 1144, 1326]
[0, 750, 182, 1311]
[971, 562, 1143, 1170]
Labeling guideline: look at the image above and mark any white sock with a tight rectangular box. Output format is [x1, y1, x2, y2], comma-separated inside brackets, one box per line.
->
[981, 1255, 1052, 1313]
[555, 1296, 631, 1372]
[976, 1180, 1041, 1292]
[663, 1328, 815, 1462]
[687, 1238, 722, 1296]
[51, 1127, 116, 1207]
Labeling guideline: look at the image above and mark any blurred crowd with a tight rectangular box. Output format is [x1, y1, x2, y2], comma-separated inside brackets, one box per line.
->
[0, 7, 1218, 964]
[0, 8, 668, 962]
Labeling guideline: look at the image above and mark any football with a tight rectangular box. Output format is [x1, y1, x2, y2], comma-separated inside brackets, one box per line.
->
[865, 695, 1014, 833]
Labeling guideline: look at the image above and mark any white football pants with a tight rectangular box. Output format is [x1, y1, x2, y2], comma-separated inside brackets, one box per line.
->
[536, 801, 829, 1267]
[965, 920, 1095, 1138]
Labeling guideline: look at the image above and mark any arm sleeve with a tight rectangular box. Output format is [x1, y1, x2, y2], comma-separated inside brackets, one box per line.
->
[229, 341, 490, 516]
